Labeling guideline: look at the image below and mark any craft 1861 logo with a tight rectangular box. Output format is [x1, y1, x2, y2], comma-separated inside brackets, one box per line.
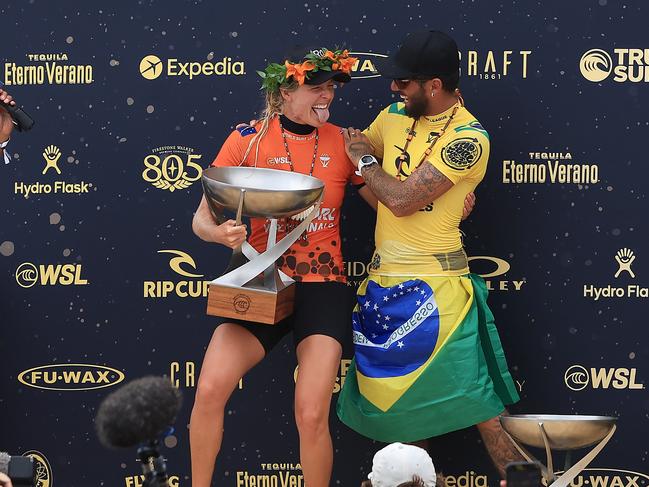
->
[4, 53, 94, 85]
[139, 54, 245, 80]
[13, 144, 93, 198]
[170, 361, 243, 390]
[580, 48, 649, 83]
[18, 364, 125, 391]
[564, 365, 644, 391]
[144, 250, 209, 298]
[22, 451, 52, 487]
[583, 249, 648, 300]
[461, 50, 532, 79]
[15, 262, 88, 288]
[142, 146, 202, 192]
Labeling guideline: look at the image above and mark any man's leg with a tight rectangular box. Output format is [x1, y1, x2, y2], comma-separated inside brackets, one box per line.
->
[476, 409, 524, 478]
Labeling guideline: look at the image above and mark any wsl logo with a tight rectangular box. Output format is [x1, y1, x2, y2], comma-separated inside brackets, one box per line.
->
[17, 364, 125, 391]
[139, 54, 245, 80]
[22, 451, 52, 487]
[564, 365, 644, 391]
[15, 262, 88, 288]
[143, 250, 209, 298]
[580, 48, 649, 83]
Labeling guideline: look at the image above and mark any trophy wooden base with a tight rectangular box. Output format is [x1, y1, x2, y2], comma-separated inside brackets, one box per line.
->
[206, 281, 295, 325]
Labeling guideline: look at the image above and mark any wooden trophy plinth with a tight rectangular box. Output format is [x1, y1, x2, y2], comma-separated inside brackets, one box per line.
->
[207, 281, 295, 325]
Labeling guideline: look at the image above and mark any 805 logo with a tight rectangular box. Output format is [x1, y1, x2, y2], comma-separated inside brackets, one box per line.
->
[142, 146, 202, 192]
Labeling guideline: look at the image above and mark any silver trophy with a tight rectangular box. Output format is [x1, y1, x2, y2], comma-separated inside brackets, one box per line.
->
[202, 166, 324, 324]
[500, 414, 617, 487]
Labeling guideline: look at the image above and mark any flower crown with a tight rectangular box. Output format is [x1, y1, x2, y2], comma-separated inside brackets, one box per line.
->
[257, 48, 357, 91]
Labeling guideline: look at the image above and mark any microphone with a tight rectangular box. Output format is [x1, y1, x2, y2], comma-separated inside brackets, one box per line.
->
[95, 376, 182, 448]
[95, 376, 182, 487]
[0, 83, 35, 132]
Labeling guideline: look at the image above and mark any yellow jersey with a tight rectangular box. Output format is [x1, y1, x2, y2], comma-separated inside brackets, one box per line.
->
[363, 102, 490, 276]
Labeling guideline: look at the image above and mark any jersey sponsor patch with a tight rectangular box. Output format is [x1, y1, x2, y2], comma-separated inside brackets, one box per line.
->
[441, 137, 482, 171]
[236, 125, 257, 137]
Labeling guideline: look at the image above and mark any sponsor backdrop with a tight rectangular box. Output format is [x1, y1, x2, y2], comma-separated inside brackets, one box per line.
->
[1, 1, 647, 486]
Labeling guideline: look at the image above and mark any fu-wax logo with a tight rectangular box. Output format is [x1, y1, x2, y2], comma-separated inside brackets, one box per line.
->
[13, 145, 93, 198]
[564, 365, 644, 391]
[22, 450, 52, 487]
[144, 250, 209, 298]
[15, 262, 88, 288]
[583, 249, 647, 300]
[139, 54, 245, 80]
[551, 469, 649, 487]
[18, 364, 125, 391]
[142, 146, 202, 192]
[580, 48, 649, 83]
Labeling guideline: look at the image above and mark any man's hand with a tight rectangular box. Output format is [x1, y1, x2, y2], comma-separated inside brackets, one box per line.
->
[0, 89, 16, 142]
[462, 192, 476, 220]
[342, 127, 373, 167]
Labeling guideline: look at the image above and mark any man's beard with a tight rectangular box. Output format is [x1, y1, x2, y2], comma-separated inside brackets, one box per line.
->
[404, 87, 429, 119]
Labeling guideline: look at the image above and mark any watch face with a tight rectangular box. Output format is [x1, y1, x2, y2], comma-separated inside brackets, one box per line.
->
[361, 155, 375, 164]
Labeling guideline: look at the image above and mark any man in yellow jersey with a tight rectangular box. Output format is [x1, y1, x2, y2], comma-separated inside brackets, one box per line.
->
[336, 30, 522, 477]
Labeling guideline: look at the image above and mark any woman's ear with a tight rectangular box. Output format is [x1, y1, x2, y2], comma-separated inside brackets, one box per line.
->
[279, 88, 291, 101]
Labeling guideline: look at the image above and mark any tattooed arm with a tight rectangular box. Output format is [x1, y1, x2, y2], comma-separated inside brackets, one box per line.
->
[343, 127, 453, 217]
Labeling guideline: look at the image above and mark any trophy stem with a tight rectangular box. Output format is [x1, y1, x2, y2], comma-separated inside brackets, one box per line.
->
[223, 188, 248, 274]
[263, 219, 282, 292]
[538, 422, 556, 483]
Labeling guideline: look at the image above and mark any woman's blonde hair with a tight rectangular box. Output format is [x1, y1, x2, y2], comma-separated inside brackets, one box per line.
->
[241, 80, 299, 165]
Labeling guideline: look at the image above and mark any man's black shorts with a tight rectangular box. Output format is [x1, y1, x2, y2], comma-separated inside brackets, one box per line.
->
[217, 281, 355, 354]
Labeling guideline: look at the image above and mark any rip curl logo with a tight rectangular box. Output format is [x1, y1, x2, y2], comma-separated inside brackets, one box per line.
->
[580, 49, 613, 82]
[158, 249, 203, 278]
[22, 450, 52, 487]
[426, 131, 439, 144]
[233, 294, 251, 314]
[441, 137, 482, 171]
[393, 145, 411, 178]
[565, 364, 590, 391]
[615, 248, 636, 278]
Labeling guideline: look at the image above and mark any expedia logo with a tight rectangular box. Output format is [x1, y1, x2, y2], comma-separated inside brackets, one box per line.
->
[15, 262, 88, 288]
[139, 54, 245, 80]
[22, 450, 52, 487]
[467, 256, 526, 292]
[461, 50, 532, 79]
[13, 144, 93, 198]
[551, 468, 649, 487]
[564, 365, 644, 391]
[4, 53, 94, 85]
[444, 471, 488, 487]
[143, 146, 202, 192]
[18, 364, 125, 391]
[580, 48, 649, 83]
[233, 294, 251, 314]
[144, 250, 209, 298]
[348, 52, 387, 79]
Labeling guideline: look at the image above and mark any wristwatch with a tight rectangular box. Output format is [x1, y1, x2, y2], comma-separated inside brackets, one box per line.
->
[355, 154, 378, 176]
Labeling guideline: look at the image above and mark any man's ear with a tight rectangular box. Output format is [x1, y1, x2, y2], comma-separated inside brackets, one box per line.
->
[430, 78, 444, 92]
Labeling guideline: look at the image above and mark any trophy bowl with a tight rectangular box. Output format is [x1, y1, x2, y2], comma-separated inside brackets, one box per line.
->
[202, 166, 324, 219]
[500, 414, 617, 450]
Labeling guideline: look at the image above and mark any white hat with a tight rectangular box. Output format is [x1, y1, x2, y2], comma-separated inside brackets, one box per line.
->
[367, 442, 437, 487]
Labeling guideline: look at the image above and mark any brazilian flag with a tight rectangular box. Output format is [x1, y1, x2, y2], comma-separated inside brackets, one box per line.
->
[336, 274, 519, 442]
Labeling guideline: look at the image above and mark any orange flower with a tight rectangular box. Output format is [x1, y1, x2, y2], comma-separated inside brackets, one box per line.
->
[337, 56, 358, 74]
[285, 60, 315, 85]
[324, 50, 337, 61]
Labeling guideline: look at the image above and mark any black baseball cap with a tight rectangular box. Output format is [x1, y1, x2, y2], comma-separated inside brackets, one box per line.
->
[284, 45, 352, 85]
[375, 30, 460, 79]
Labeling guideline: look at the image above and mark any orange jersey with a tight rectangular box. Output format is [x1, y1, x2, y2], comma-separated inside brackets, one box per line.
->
[211, 117, 363, 283]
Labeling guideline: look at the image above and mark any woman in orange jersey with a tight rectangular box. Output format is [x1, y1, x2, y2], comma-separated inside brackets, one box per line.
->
[189, 47, 377, 487]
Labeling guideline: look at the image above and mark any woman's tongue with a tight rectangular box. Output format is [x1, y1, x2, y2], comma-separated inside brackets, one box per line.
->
[312, 106, 330, 124]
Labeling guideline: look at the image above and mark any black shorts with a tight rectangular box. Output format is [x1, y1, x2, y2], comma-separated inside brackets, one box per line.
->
[217, 281, 354, 354]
